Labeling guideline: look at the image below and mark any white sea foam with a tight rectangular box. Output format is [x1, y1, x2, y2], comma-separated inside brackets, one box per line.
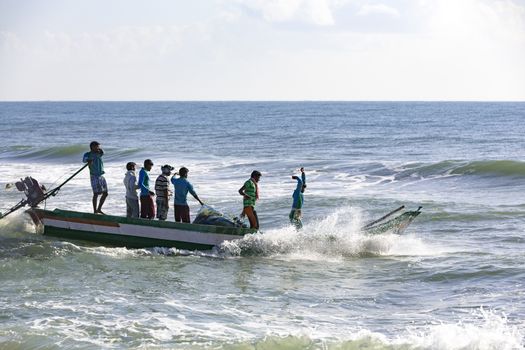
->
[0, 211, 35, 236]
[400, 308, 524, 350]
[226, 309, 524, 349]
[22, 306, 522, 349]
[219, 206, 443, 260]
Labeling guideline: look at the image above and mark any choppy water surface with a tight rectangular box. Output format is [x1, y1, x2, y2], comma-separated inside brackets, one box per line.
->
[0, 102, 524, 349]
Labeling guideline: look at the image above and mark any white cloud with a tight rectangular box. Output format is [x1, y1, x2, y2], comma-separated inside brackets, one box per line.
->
[425, 0, 525, 39]
[306, 0, 336, 25]
[234, 0, 336, 26]
[356, 3, 401, 18]
[1, 25, 203, 64]
[0, 30, 27, 53]
[1, 0, 524, 100]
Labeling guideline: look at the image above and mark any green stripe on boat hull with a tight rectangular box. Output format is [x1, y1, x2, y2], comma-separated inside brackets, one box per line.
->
[47, 209, 255, 236]
[43, 226, 215, 250]
[30, 208, 254, 250]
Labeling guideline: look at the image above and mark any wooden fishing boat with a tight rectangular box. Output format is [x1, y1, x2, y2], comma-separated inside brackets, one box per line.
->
[362, 207, 422, 235]
[28, 208, 256, 250]
[1, 168, 422, 250]
[25, 206, 422, 250]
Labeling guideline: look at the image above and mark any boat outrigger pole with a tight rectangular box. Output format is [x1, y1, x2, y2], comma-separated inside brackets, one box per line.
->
[362, 205, 405, 229]
[40, 163, 89, 200]
[0, 163, 89, 220]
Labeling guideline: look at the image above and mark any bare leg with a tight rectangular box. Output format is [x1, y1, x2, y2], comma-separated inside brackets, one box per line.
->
[97, 192, 108, 214]
[92, 194, 99, 214]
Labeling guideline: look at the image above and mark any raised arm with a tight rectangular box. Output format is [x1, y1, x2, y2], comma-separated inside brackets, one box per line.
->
[291, 175, 303, 191]
[82, 152, 92, 164]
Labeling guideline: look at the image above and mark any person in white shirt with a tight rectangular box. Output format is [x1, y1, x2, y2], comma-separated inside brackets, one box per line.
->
[123, 162, 139, 218]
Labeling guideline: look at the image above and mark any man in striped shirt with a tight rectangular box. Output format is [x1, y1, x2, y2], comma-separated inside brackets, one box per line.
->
[155, 165, 173, 221]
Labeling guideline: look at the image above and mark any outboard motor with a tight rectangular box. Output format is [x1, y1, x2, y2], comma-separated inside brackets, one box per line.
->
[0, 163, 88, 220]
[15, 177, 46, 208]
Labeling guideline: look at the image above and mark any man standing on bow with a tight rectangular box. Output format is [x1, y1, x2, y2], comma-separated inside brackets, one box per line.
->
[238, 170, 261, 229]
[83, 141, 108, 214]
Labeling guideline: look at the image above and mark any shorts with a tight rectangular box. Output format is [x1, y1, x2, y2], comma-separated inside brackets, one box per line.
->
[174, 204, 190, 223]
[156, 197, 169, 221]
[90, 175, 108, 195]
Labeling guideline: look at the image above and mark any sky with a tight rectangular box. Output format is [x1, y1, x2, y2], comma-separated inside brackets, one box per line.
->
[1, 0, 524, 101]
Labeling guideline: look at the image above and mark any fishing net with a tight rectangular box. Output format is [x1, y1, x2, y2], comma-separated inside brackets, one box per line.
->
[193, 205, 247, 228]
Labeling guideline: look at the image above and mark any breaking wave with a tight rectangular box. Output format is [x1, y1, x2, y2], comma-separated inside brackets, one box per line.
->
[451, 160, 525, 178]
[0, 144, 141, 163]
[392, 159, 525, 181]
[219, 309, 523, 350]
[219, 206, 434, 259]
[2, 308, 520, 349]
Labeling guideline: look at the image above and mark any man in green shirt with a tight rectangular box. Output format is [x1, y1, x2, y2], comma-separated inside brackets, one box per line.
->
[238, 170, 261, 229]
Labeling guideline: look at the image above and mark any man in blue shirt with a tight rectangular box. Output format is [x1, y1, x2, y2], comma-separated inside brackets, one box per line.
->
[82, 141, 108, 214]
[138, 159, 155, 219]
[289, 167, 306, 229]
[171, 167, 203, 223]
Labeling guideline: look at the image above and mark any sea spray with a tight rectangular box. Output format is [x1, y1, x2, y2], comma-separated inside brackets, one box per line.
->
[402, 308, 524, 350]
[219, 206, 432, 259]
[0, 212, 34, 237]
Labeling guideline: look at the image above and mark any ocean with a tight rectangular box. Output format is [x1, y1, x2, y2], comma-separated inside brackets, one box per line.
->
[0, 101, 524, 349]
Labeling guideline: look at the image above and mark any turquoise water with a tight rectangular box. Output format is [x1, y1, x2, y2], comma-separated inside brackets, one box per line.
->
[0, 102, 524, 349]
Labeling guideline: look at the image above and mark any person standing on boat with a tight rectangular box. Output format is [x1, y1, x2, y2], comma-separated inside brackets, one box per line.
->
[82, 141, 108, 215]
[289, 167, 306, 229]
[171, 167, 203, 223]
[238, 170, 261, 229]
[123, 162, 139, 218]
[155, 165, 173, 221]
[138, 159, 155, 219]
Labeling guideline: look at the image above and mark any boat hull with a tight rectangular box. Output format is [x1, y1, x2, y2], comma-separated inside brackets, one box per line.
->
[363, 210, 421, 235]
[29, 209, 255, 250]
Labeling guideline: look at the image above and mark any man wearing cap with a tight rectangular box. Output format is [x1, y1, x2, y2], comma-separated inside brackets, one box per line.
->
[238, 170, 261, 229]
[171, 167, 203, 223]
[82, 141, 108, 214]
[138, 159, 155, 219]
[155, 165, 174, 221]
[123, 162, 139, 218]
